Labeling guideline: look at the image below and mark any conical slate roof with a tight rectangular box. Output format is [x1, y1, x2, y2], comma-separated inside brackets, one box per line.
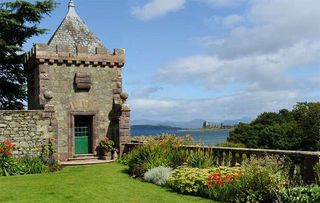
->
[48, 0, 106, 54]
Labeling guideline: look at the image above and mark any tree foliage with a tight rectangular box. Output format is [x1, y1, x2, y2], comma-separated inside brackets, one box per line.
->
[228, 102, 320, 151]
[0, 0, 55, 109]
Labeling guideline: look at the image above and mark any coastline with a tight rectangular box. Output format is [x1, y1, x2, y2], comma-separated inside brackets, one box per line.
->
[177, 128, 232, 132]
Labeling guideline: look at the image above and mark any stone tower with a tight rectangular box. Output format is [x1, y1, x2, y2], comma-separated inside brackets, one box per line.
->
[24, 0, 130, 161]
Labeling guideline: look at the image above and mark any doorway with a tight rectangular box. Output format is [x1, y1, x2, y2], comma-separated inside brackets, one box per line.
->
[74, 116, 92, 154]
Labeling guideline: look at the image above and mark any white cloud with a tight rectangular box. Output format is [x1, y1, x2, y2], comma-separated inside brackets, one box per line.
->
[129, 0, 320, 121]
[158, 0, 320, 91]
[198, 36, 224, 47]
[204, 16, 221, 25]
[150, 0, 320, 121]
[158, 41, 320, 91]
[195, 0, 245, 7]
[209, 0, 320, 58]
[205, 14, 244, 27]
[222, 15, 245, 27]
[131, 87, 163, 98]
[307, 76, 320, 91]
[129, 90, 302, 121]
[131, 0, 243, 21]
[131, 0, 186, 20]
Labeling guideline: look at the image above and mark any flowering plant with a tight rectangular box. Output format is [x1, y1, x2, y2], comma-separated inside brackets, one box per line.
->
[0, 139, 20, 176]
[207, 170, 241, 188]
[206, 170, 241, 202]
[96, 137, 114, 152]
[0, 139, 16, 158]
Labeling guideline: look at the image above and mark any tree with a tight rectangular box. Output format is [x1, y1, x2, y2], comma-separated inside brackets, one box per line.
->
[251, 112, 281, 126]
[292, 102, 320, 151]
[0, 0, 55, 109]
[228, 102, 320, 151]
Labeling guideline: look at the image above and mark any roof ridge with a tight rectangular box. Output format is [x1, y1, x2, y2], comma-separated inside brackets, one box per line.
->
[47, 0, 107, 55]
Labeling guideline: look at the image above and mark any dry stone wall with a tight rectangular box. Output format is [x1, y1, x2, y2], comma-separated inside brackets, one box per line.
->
[0, 110, 56, 156]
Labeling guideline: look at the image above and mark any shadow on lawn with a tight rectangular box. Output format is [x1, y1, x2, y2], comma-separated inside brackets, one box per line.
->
[120, 167, 130, 174]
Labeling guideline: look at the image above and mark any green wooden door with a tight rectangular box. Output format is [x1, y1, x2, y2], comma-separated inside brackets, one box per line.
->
[75, 116, 92, 154]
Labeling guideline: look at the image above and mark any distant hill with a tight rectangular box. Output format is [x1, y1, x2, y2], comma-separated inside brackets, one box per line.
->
[132, 117, 252, 129]
[132, 119, 205, 129]
[220, 117, 253, 125]
[131, 125, 182, 130]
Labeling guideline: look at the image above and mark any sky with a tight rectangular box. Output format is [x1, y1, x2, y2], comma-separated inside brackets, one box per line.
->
[11, 0, 320, 122]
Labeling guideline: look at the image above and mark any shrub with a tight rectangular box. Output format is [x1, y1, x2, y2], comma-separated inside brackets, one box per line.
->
[234, 155, 289, 203]
[167, 166, 241, 196]
[130, 163, 146, 178]
[186, 149, 214, 168]
[127, 134, 186, 177]
[19, 155, 49, 174]
[117, 156, 129, 165]
[40, 138, 61, 172]
[167, 166, 213, 195]
[281, 185, 320, 203]
[40, 138, 56, 161]
[127, 144, 171, 177]
[143, 166, 173, 186]
[0, 155, 22, 176]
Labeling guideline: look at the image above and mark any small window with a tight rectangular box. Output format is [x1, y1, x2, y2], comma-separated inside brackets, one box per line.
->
[74, 73, 92, 91]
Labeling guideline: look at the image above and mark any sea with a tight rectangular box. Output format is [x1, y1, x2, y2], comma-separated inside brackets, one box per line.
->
[131, 128, 229, 146]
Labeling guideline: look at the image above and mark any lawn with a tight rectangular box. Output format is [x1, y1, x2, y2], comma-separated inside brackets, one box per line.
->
[0, 163, 214, 203]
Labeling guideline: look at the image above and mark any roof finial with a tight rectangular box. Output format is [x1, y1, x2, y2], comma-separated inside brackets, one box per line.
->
[68, 0, 75, 8]
[67, 0, 77, 16]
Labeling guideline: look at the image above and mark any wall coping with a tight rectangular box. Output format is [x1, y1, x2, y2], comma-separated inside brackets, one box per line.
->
[25, 43, 125, 68]
[125, 143, 320, 157]
[0, 110, 44, 113]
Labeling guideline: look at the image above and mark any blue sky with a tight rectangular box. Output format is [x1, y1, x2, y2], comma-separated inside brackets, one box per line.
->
[15, 0, 320, 122]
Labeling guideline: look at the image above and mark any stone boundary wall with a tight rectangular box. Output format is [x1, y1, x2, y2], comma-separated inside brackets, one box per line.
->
[124, 143, 320, 184]
[0, 110, 57, 156]
[118, 94, 131, 156]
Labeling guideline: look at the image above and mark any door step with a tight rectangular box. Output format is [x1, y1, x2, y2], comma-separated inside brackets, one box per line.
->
[68, 154, 97, 161]
[61, 158, 115, 166]
[62, 154, 116, 166]
[74, 153, 95, 157]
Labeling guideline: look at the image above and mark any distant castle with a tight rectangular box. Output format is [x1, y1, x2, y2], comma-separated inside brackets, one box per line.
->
[202, 121, 234, 129]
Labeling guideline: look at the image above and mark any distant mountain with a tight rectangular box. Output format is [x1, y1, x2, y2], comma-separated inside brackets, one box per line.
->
[131, 125, 182, 130]
[132, 119, 205, 128]
[220, 117, 253, 125]
[132, 117, 252, 129]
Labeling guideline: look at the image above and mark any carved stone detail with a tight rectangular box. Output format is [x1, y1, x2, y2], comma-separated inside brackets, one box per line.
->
[44, 90, 53, 100]
[74, 73, 92, 90]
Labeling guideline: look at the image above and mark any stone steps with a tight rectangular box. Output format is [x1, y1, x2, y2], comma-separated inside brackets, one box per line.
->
[61, 158, 115, 166]
[61, 154, 116, 166]
[68, 154, 97, 161]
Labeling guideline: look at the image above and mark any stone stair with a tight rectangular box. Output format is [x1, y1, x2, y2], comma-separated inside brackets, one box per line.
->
[61, 154, 115, 166]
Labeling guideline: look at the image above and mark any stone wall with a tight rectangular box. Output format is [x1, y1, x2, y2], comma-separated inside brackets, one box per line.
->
[46, 64, 117, 160]
[0, 110, 56, 156]
[119, 93, 131, 155]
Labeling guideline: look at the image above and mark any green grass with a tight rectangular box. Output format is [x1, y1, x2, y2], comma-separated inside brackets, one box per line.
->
[0, 163, 214, 203]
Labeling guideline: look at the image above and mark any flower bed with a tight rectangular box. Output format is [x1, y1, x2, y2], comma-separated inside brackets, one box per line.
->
[121, 134, 320, 203]
[0, 139, 60, 176]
